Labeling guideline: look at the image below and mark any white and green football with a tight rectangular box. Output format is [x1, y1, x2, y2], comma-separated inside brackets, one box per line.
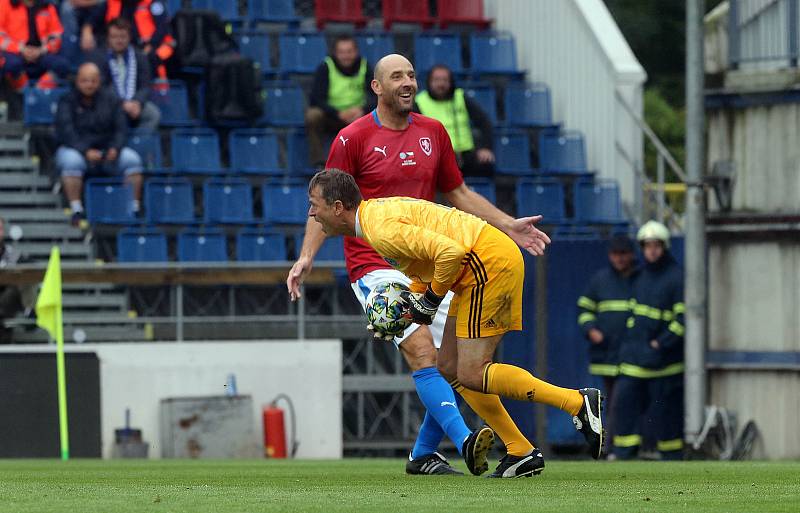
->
[365, 282, 412, 337]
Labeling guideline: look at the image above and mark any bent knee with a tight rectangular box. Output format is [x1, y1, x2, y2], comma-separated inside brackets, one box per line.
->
[436, 358, 457, 383]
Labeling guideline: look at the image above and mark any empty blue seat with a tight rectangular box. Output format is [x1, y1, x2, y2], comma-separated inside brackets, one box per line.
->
[144, 177, 195, 224]
[171, 128, 222, 173]
[464, 84, 497, 125]
[203, 177, 254, 223]
[516, 178, 566, 223]
[469, 32, 519, 75]
[574, 180, 625, 223]
[237, 227, 287, 261]
[259, 83, 305, 126]
[23, 86, 68, 125]
[287, 130, 315, 175]
[229, 129, 283, 175]
[85, 178, 135, 224]
[191, 0, 240, 20]
[551, 225, 601, 241]
[413, 33, 463, 78]
[128, 130, 162, 170]
[177, 227, 228, 262]
[117, 227, 169, 262]
[278, 33, 327, 74]
[539, 130, 587, 173]
[504, 82, 554, 127]
[295, 233, 344, 261]
[149, 80, 193, 126]
[167, 0, 183, 14]
[356, 33, 395, 66]
[248, 0, 301, 25]
[494, 130, 532, 175]
[464, 177, 496, 204]
[263, 180, 308, 224]
[235, 31, 274, 74]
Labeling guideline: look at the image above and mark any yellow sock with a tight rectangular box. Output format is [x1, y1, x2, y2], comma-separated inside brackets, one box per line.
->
[483, 363, 584, 416]
[451, 379, 535, 457]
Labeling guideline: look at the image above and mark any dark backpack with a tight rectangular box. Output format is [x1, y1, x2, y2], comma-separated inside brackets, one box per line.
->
[171, 10, 236, 68]
[205, 53, 264, 123]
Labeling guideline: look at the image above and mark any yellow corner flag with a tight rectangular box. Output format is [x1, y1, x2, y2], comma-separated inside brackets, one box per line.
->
[35, 247, 69, 461]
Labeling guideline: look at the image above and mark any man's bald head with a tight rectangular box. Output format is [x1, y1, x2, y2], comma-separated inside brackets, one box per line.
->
[371, 54, 417, 118]
[76, 62, 102, 97]
[373, 53, 414, 82]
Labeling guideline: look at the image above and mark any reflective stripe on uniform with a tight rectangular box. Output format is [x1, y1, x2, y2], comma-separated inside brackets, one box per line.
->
[613, 434, 642, 447]
[673, 302, 686, 314]
[626, 317, 635, 328]
[668, 320, 685, 337]
[578, 312, 596, 326]
[589, 363, 619, 377]
[632, 302, 667, 321]
[577, 296, 596, 310]
[597, 299, 630, 312]
[657, 438, 684, 452]
[619, 362, 685, 378]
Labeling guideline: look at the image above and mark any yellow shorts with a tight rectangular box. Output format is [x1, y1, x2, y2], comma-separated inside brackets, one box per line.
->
[448, 225, 524, 338]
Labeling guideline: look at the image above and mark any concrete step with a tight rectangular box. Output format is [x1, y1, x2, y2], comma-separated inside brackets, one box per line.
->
[0, 191, 59, 206]
[63, 282, 120, 292]
[0, 138, 28, 153]
[0, 157, 36, 172]
[13, 222, 84, 241]
[11, 324, 148, 343]
[3, 208, 67, 222]
[62, 292, 128, 310]
[16, 242, 91, 260]
[0, 173, 50, 189]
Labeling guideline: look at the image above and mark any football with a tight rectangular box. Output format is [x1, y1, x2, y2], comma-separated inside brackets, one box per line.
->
[365, 282, 412, 337]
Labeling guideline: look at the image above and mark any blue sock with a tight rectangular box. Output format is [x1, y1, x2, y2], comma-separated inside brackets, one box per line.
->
[411, 411, 444, 460]
[411, 367, 472, 457]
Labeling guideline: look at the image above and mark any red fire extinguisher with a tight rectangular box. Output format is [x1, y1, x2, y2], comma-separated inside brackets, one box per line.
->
[263, 394, 297, 458]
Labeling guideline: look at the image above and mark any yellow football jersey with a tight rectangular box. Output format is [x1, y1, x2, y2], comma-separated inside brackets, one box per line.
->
[355, 197, 488, 296]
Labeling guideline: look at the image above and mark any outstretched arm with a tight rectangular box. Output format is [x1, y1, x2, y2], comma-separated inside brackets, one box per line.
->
[286, 217, 327, 301]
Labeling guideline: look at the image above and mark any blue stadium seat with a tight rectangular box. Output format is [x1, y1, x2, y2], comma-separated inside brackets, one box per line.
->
[144, 177, 195, 224]
[356, 33, 395, 66]
[262, 179, 308, 224]
[464, 84, 497, 125]
[295, 233, 344, 261]
[191, 0, 241, 21]
[515, 178, 566, 223]
[237, 227, 287, 261]
[149, 80, 194, 126]
[574, 179, 625, 223]
[85, 178, 135, 224]
[248, 0, 301, 25]
[278, 33, 327, 74]
[259, 83, 305, 126]
[287, 130, 315, 175]
[203, 177, 254, 224]
[551, 225, 602, 241]
[127, 130, 162, 170]
[229, 129, 282, 175]
[117, 227, 169, 262]
[167, 0, 183, 14]
[539, 130, 587, 173]
[464, 178, 496, 204]
[234, 31, 275, 74]
[170, 128, 222, 173]
[23, 86, 67, 125]
[494, 129, 532, 175]
[413, 33, 463, 78]
[504, 82, 555, 127]
[469, 32, 519, 75]
[177, 227, 228, 262]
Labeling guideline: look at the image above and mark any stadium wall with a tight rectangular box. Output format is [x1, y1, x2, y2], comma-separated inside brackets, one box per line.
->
[0, 341, 342, 460]
[483, 0, 647, 213]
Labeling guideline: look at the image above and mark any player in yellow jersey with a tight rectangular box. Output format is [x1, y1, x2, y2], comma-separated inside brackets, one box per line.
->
[307, 169, 605, 475]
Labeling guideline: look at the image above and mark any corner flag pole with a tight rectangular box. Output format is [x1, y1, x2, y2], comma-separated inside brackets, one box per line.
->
[35, 247, 69, 460]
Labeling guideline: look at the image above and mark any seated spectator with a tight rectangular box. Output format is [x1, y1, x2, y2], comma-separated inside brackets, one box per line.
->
[306, 35, 376, 167]
[84, 17, 160, 132]
[414, 65, 496, 178]
[0, 217, 33, 344]
[60, 0, 105, 54]
[0, 0, 70, 90]
[83, 0, 175, 81]
[55, 62, 143, 227]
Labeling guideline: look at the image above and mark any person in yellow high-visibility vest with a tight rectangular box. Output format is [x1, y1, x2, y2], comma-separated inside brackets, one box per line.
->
[306, 35, 376, 167]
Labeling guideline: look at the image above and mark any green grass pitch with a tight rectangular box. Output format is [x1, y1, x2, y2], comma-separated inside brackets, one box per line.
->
[1, 459, 798, 513]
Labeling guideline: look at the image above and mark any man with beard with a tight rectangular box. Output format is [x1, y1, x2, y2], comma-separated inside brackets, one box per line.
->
[414, 65, 495, 178]
[288, 54, 553, 478]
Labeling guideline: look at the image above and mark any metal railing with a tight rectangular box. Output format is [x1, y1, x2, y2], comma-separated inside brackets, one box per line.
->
[729, 0, 800, 68]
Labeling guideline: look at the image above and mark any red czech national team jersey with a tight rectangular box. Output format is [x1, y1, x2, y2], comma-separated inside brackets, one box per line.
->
[325, 110, 464, 282]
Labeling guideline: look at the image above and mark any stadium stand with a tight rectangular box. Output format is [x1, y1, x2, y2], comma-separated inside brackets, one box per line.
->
[191, 0, 242, 22]
[236, 227, 288, 261]
[315, 0, 369, 29]
[148, 81, 194, 127]
[464, 84, 498, 125]
[144, 178, 196, 224]
[515, 178, 566, 223]
[494, 129, 533, 175]
[84, 178, 136, 225]
[262, 180, 309, 224]
[228, 129, 284, 176]
[202, 177, 255, 224]
[504, 82, 557, 128]
[234, 31, 276, 75]
[278, 33, 328, 75]
[177, 227, 228, 262]
[355, 33, 395, 66]
[170, 128, 223, 174]
[469, 32, 521, 76]
[539, 129, 589, 174]
[438, 0, 492, 29]
[259, 83, 306, 126]
[117, 226, 169, 262]
[23, 87, 68, 126]
[382, 0, 435, 30]
[248, 0, 302, 26]
[128, 130, 163, 171]
[413, 33, 464, 79]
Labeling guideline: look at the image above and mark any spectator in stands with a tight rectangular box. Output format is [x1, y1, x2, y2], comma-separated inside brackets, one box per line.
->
[0, 217, 32, 344]
[577, 234, 638, 456]
[84, 0, 174, 81]
[55, 62, 143, 227]
[59, 0, 105, 53]
[0, 0, 70, 91]
[414, 65, 495, 177]
[306, 35, 376, 167]
[85, 17, 160, 132]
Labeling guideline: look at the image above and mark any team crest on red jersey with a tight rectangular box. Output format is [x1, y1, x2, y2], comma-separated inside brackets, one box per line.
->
[419, 137, 432, 156]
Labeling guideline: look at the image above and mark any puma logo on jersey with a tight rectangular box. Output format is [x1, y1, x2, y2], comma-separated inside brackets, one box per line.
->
[339, 136, 349, 146]
[373, 145, 387, 157]
[440, 401, 457, 408]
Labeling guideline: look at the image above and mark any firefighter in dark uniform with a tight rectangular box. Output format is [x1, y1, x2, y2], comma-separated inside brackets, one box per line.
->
[577, 234, 637, 451]
[612, 220, 685, 460]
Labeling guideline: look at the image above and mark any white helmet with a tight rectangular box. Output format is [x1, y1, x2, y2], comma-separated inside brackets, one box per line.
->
[636, 220, 670, 248]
